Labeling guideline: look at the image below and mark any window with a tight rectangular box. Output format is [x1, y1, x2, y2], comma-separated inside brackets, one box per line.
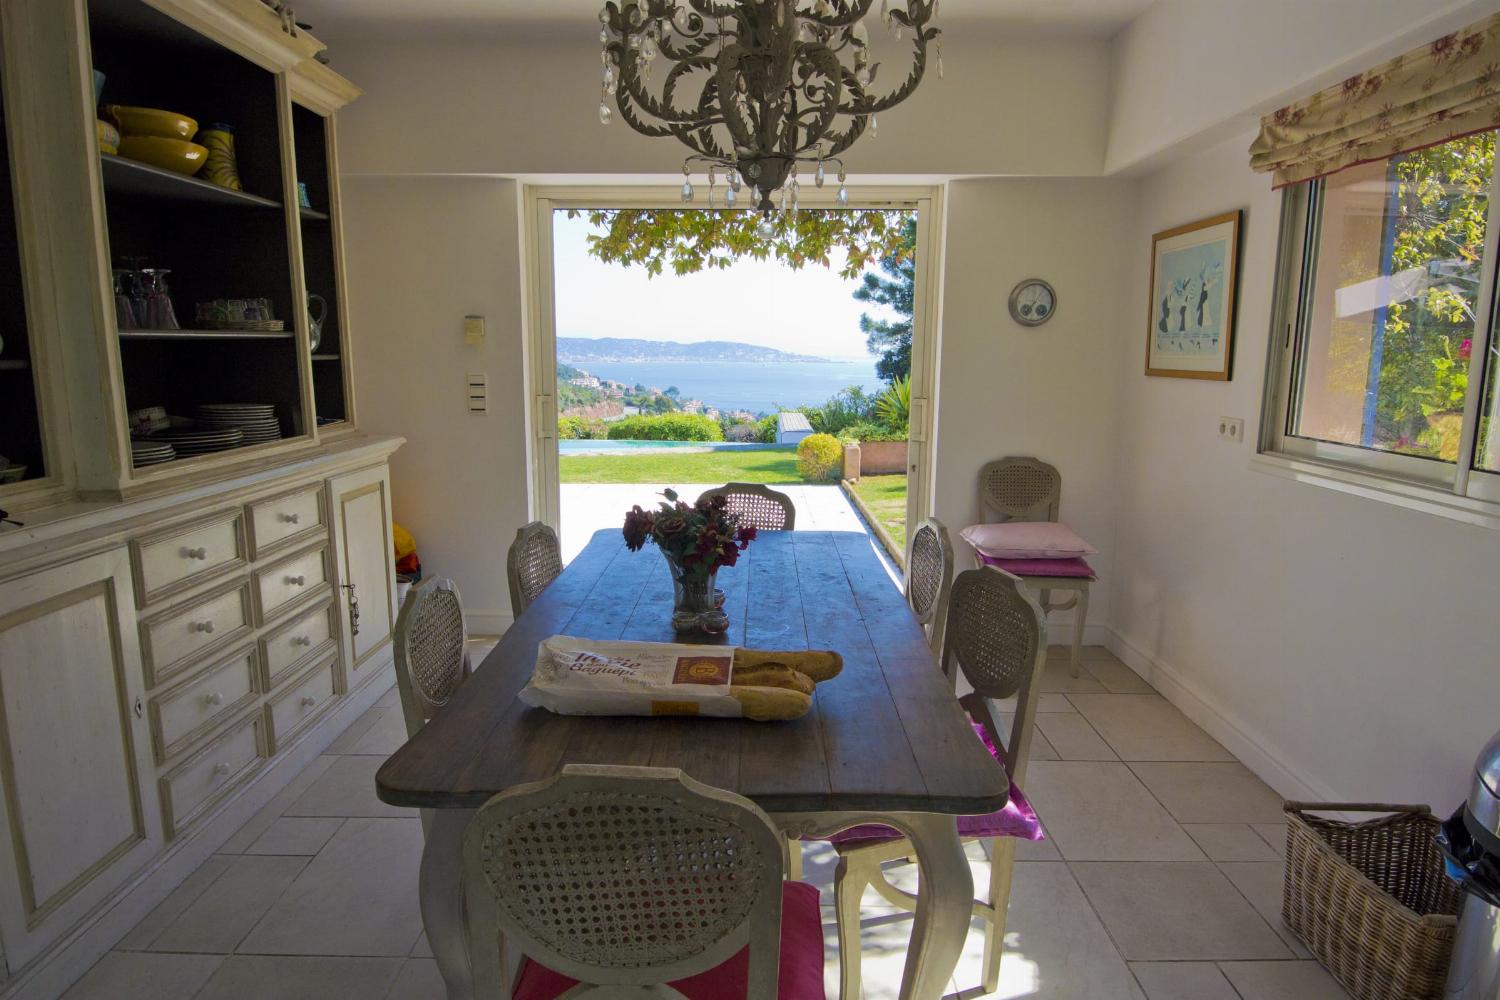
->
[1267, 131, 1500, 503]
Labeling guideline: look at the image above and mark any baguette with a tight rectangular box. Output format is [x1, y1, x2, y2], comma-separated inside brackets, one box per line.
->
[731, 662, 815, 696]
[732, 648, 843, 684]
[729, 685, 813, 721]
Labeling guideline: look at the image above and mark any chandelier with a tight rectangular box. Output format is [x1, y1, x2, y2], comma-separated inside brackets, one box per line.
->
[595, 0, 942, 213]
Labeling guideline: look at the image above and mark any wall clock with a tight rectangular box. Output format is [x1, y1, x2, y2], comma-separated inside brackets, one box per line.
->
[1008, 278, 1056, 327]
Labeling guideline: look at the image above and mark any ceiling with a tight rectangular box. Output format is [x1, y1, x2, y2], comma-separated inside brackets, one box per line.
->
[294, 0, 1158, 40]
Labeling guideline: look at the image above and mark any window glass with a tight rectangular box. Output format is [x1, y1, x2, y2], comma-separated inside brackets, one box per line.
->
[1288, 132, 1493, 464]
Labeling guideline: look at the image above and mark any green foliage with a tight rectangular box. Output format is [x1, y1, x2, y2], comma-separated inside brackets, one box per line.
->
[875, 375, 911, 431]
[624, 390, 679, 414]
[606, 413, 724, 442]
[560, 448, 799, 485]
[556, 362, 605, 412]
[566, 208, 916, 280]
[796, 385, 878, 436]
[722, 421, 763, 443]
[796, 433, 844, 481]
[849, 474, 908, 553]
[855, 218, 917, 384]
[838, 421, 907, 443]
[755, 414, 779, 443]
[557, 416, 608, 440]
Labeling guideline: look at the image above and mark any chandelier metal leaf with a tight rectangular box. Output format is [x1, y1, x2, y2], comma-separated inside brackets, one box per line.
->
[596, 0, 942, 214]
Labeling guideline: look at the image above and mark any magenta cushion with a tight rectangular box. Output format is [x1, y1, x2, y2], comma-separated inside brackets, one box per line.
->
[511, 881, 825, 1000]
[961, 522, 1097, 560]
[824, 724, 1045, 849]
[978, 553, 1096, 579]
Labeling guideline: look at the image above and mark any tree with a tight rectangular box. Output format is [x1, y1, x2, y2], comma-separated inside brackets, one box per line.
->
[855, 218, 917, 384]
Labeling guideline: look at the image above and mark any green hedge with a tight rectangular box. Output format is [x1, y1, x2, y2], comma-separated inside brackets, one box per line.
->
[838, 421, 908, 444]
[606, 413, 725, 442]
[558, 416, 608, 440]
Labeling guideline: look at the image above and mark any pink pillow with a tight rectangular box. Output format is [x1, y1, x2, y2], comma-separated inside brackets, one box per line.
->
[961, 522, 1097, 560]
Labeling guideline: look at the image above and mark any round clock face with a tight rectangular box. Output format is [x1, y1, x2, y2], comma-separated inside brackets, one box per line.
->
[1008, 279, 1056, 327]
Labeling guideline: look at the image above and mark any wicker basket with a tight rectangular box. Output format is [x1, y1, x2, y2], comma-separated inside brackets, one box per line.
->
[1281, 802, 1464, 1000]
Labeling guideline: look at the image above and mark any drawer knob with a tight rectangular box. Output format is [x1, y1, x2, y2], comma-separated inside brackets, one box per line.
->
[211, 761, 231, 777]
[203, 692, 224, 707]
[192, 619, 215, 634]
[286, 575, 306, 586]
[185, 547, 208, 560]
[300, 695, 317, 708]
[292, 635, 313, 647]
[279, 512, 301, 524]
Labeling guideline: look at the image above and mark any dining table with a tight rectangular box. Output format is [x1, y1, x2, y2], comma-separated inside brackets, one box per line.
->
[375, 528, 1011, 1000]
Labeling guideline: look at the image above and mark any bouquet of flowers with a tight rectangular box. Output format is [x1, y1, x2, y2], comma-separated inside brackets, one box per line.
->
[622, 489, 757, 580]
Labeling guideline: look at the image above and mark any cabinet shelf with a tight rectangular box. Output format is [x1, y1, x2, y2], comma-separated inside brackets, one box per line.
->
[0, 359, 29, 371]
[101, 153, 282, 210]
[310, 354, 340, 361]
[119, 328, 294, 341]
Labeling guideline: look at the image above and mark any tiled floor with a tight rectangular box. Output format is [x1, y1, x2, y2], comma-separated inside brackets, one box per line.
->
[66, 641, 1349, 999]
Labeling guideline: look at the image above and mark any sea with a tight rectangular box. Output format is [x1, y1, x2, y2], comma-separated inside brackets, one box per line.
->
[571, 359, 884, 414]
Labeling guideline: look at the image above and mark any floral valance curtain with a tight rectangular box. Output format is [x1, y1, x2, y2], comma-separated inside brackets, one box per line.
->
[1250, 12, 1500, 188]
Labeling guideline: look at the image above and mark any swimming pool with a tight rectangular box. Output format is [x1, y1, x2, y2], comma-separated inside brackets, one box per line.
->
[557, 441, 793, 455]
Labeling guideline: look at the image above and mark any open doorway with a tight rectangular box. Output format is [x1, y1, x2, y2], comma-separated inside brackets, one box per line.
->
[524, 188, 943, 573]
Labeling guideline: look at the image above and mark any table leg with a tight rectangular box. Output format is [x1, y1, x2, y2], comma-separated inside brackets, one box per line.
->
[897, 813, 973, 1000]
[422, 808, 476, 1000]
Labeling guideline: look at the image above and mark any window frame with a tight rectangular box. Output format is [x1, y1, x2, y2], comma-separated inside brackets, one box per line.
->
[1261, 142, 1500, 510]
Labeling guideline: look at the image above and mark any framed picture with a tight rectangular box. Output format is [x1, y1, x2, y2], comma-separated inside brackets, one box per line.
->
[1146, 210, 1241, 379]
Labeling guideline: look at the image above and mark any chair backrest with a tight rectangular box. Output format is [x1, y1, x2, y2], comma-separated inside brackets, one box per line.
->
[940, 567, 1049, 789]
[392, 577, 472, 740]
[978, 456, 1061, 524]
[906, 517, 955, 658]
[507, 521, 563, 617]
[462, 764, 786, 998]
[696, 482, 796, 531]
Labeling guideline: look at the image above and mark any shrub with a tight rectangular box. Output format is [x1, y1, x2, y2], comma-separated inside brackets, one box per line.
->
[756, 414, 780, 443]
[606, 413, 724, 442]
[876, 375, 911, 429]
[723, 421, 762, 443]
[799, 385, 878, 436]
[557, 416, 607, 440]
[796, 433, 844, 481]
[839, 421, 907, 443]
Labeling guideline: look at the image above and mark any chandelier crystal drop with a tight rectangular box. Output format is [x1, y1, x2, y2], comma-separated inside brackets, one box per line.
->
[594, 0, 941, 214]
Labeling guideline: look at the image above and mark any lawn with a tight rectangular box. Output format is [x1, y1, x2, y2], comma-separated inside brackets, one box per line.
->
[559, 447, 804, 484]
[848, 474, 908, 553]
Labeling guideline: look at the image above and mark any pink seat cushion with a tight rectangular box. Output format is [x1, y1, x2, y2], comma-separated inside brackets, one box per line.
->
[978, 553, 1096, 579]
[960, 522, 1098, 560]
[511, 880, 825, 1000]
[825, 724, 1045, 849]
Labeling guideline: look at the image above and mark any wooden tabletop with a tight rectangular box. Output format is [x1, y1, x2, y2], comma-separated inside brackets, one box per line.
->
[376, 529, 1009, 816]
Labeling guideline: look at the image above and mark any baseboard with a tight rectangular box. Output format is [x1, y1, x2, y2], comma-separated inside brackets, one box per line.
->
[2, 657, 397, 1000]
[466, 609, 513, 636]
[1102, 627, 1339, 803]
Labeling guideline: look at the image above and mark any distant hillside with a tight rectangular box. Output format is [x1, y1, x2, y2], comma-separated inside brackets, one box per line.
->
[558, 337, 828, 364]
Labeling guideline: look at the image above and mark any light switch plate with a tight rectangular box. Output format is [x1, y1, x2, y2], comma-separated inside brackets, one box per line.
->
[1218, 416, 1244, 442]
[467, 373, 488, 414]
[464, 315, 485, 345]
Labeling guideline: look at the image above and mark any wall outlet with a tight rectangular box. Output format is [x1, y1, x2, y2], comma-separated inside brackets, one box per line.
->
[1218, 416, 1244, 443]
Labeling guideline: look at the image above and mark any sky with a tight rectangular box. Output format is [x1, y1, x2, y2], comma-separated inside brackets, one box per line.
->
[551, 211, 890, 361]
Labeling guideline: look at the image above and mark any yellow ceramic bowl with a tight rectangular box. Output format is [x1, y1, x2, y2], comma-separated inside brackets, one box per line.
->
[118, 136, 208, 176]
[96, 119, 120, 155]
[106, 105, 198, 140]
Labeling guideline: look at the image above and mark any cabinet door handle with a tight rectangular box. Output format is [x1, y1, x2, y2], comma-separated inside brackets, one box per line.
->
[212, 762, 231, 777]
[192, 619, 215, 634]
[203, 692, 224, 707]
[184, 547, 208, 560]
[134, 696, 144, 719]
[292, 634, 313, 647]
[286, 575, 306, 586]
[279, 512, 301, 524]
[340, 583, 361, 637]
[300, 695, 317, 708]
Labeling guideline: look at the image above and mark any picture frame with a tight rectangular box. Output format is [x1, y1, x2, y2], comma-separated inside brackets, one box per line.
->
[1145, 210, 1241, 380]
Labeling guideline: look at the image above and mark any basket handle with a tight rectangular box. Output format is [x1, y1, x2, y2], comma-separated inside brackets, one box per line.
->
[1284, 802, 1432, 816]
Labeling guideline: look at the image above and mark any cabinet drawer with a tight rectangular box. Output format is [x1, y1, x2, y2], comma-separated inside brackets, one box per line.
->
[150, 646, 260, 764]
[260, 598, 338, 687]
[131, 510, 247, 606]
[255, 544, 330, 624]
[159, 712, 263, 840]
[266, 657, 339, 754]
[247, 486, 326, 559]
[140, 578, 254, 687]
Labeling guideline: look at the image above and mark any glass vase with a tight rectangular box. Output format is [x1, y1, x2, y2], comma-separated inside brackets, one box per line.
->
[665, 553, 730, 634]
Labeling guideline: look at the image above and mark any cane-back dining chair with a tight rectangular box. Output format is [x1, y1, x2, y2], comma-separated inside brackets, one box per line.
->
[696, 482, 796, 531]
[461, 764, 827, 999]
[507, 521, 563, 618]
[976, 456, 1095, 677]
[905, 518, 955, 659]
[831, 567, 1048, 1000]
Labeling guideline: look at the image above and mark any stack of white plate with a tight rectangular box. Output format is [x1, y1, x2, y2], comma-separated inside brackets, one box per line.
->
[140, 426, 245, 457]
[130, 439, 178, 467]
[195, 404, 282, 446]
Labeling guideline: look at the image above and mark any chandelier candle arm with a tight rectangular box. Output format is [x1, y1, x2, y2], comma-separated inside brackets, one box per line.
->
[597, 0, 940, 213]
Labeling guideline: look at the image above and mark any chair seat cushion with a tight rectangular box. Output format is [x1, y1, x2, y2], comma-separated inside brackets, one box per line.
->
[961, 522, 1098, 560]
[827, 724, 1045, 851]
[978, 553, 1096, 579]
[511, 880, 825, 1000]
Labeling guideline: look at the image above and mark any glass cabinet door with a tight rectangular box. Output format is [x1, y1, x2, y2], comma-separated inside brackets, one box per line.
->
[292, 101, 349, 427]
[0, 48, 46, 490]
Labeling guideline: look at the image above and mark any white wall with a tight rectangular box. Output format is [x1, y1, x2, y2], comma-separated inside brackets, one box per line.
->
[935, 178, 1136, 629]
[341, 175, 530, 632]
[1109, 132, 1500, 809]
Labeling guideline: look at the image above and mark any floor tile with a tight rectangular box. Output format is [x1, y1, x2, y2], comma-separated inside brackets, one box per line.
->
[950, 862, 1145, 999]
[1072, 862, 1291, 961]
[1036, 713, 1117, 760]
[1015, 822, 1062, 862]
[149, 855, 308, 953]
[1218, 861, 1311, 957]
[284, 754, 413, 818]
[1130, 961, 1239, 1000]
[410, 932, 432, 958]
[1036, 658, 1107, 694]
[996, 691, 1077, 715]
[1130, 762, 1287, 825]
[1219, 960, 1347, 998]
[1082, 657, 1155, 694]
[1254, 822, 1289, 858]
[244, 816, 345, 856]
[218, 755, 339, 854]
[239, 817, 424, 956]
[325, 704, 387, 755]
[346, 707, 410, 755]
[1002, 712, 1059, 761]
[1068, 693, 1235, 761]
[1024, 761, 1205, 861]
[62, 951, 224, 1000]
[1184, 823, 1280, 862]
[384, 958, 445, 999]
[195, 955, 403, 999]
[116, 855, 234, 951]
